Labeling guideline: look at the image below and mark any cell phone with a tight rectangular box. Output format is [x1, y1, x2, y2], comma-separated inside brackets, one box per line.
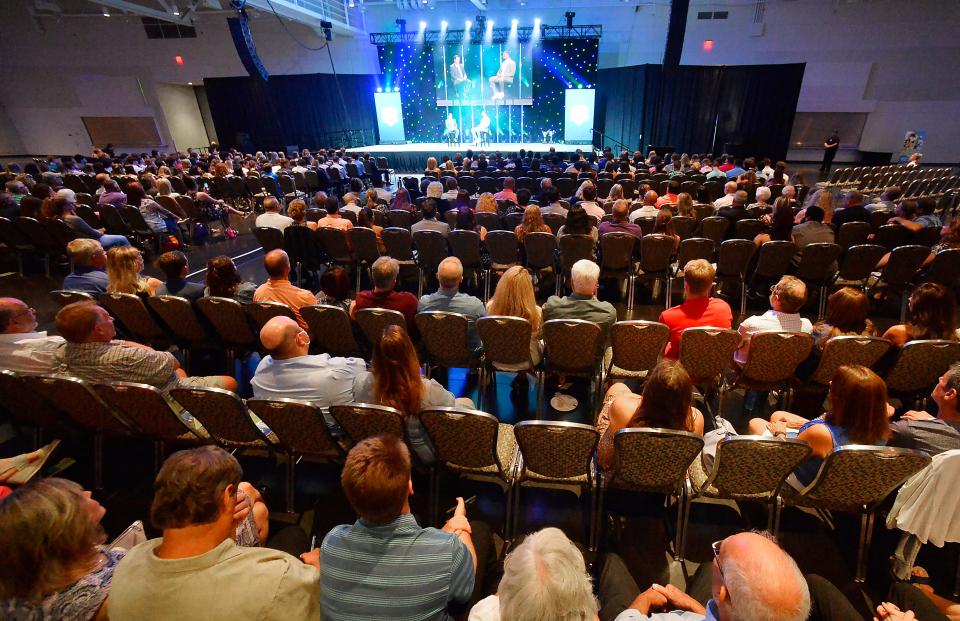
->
[445, 495, 477, 517]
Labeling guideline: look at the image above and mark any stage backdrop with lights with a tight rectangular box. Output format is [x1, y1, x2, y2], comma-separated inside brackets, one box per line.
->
[377, 37, 598, 144]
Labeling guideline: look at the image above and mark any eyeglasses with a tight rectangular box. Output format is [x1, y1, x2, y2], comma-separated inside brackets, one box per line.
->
[711, 539, 725, 582]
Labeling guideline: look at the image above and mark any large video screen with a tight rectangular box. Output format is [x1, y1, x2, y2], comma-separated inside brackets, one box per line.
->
[433, 42, 533, 106]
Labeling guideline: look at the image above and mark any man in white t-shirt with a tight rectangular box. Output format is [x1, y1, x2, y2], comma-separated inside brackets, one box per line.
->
[713, 182, 738, 210]
[254, 197, 293, 232]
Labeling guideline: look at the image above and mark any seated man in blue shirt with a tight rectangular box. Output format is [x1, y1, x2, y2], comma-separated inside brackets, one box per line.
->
[63, 238, 109, 294]
[156, 250, 206, 301]
[418, 257, 486, 350]
[321, 434, 495, 621]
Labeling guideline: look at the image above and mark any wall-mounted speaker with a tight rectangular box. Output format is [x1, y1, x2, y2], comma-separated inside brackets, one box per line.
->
[227, 13, 269, 81]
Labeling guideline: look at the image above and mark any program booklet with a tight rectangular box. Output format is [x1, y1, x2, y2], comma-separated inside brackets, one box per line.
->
[3, 440, 60, 485]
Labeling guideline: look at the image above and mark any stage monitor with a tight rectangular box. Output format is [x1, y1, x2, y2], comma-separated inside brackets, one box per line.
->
[374, 91, 406, 144]
[434, 42, 533, 107]
[564, 89, 595, 144]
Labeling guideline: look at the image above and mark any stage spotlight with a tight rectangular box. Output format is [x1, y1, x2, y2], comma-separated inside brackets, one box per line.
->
[465, 19, 471, 28]
[511, 18, 518, 27]
[534, 17, 541, 26]
[419, 20, 426, 28]
[440, 20, 447, 28]
[376, 87, 383, 93]
[394, 87, 400, 92]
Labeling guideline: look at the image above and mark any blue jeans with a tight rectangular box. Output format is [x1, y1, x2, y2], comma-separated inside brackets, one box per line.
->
[99, 234, 130, 249]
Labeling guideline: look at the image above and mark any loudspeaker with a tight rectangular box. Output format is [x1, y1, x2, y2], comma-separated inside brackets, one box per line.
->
[227, 14, 269, 81]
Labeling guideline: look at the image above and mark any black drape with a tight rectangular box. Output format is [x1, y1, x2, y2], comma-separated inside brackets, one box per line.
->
[203, 73, 378, 150]
[596, 63, 804, 160]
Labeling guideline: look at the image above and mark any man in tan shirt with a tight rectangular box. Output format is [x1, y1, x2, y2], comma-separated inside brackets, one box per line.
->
[253, 250, 318, 330]
[317, 196, 353, 231]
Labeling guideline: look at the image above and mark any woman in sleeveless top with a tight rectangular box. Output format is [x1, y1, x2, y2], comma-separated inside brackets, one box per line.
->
[596, 360, 704, 471]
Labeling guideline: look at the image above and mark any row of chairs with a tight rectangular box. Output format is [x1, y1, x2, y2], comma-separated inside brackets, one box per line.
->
[0, 367, 931, 579]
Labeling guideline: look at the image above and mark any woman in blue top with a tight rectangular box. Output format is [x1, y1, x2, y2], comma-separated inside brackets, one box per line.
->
[752, 365, 891, 490]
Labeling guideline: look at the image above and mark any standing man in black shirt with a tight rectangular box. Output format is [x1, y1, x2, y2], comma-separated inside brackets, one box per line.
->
[821, 130, 840, 173]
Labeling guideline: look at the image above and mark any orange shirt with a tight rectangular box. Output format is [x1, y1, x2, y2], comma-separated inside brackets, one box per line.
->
[253, 279, 318, 329]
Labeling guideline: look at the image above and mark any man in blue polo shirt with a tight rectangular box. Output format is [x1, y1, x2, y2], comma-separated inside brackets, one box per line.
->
[63, 238, 109, 294]
[418, 257, 486, 350]
[321, 434, 494, 621]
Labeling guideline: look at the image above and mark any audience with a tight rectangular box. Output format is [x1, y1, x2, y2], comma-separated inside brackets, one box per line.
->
[50, 195, 131, 249]
[832, 191, 871, 227]
[540, 187, 567, 217]
[411, 199, 449, 237]
[578, 184, 604, 219]
[321, 434, 492, 619]
[659, 260, 733, 359]
[155, 251, 204, 301]
[351, 256, 419, 333]
[108, 446, 320, 620]
[64, 238, 110, 294]
[676, 192, 696, 218]
[493, 177, 518, 204]
[105, 246, 161, 296]
[476, 192, 498, 214]
[316, 265, 353, 311]
[883, 282, 957, 347]
[791, 205, 834, 262]
[52, 301, 236, 395]
[486, 265, 544, 389]
[253, 249, 318, 330]
[0, 478, 119, 620]
[712, 181, 738, 209]
[735, 275, 812, 364]
[514, 205, 552, 241]
[418, 257, 486, 350]
[455, 206, 488, 240]
[317, 196, 353, 231]
[205, 255, 257, 303]
[254, 197, 293, 232]
[716, 190, 751, 236]
[558, 204, 598, 242]
[599, 200, 643, 239]
[597, 360, 704, 470]
[629, 191, 661, 221]
[891, 362, 960, 455]
[753, 196, 795, 247]
[0, 297, 65, 374]
[811, 287, 877, 350]
[286, 198, 315, 231]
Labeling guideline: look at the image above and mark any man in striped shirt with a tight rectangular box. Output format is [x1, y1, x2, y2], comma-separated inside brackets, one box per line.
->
[321, 434, 493, 620]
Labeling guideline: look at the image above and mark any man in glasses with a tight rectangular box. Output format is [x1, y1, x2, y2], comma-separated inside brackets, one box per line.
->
[0, 297, 64, 374]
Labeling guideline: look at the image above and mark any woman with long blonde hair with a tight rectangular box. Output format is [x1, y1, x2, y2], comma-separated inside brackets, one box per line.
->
[676, 192, 695, 219]
[606, 184, 624, 206]
[476, 192, 498, 213]
[515, 205, 551, 242]
[106, 246, 161, 296]
[424, 157, 439, 174]
[486, 266, 543, 380]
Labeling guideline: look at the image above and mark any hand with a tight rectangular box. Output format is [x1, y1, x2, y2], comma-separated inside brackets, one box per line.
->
[767, 420, 789, 438]
[443, 514, 472, 535]
[652, 584, 707, 615]
[453, 496, 467, 518]
[874, 602, 915, 621]
[0, 450, 42, 483]
[233, 490, 251, 524]
[628, 586, 668, 615]
[902, 410, 935, 421]
[771, 411, 808, 429]
[300, 548, 321, 570]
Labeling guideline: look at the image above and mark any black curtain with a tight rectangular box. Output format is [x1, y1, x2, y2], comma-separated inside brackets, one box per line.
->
[203, 73, 378, 151]
[596, 63, 804, 160]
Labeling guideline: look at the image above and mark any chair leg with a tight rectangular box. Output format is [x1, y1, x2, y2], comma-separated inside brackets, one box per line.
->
[93, 434, 104, 490]
[854, 511, 877, 583]
[818, 284, 828, 321]
[739, 277, 747, 317]
[589, 484, 599, 552]
[772, 496, 783, 539]
[536, 371, 545, 419]
[285, 452, 296, 513]
[678, 479, 694, 562]
[665, 275, 672, 309]
[899, 289, 910, 323]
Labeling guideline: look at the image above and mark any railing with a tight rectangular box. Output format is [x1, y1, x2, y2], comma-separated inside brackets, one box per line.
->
[591, 129, 632, 155]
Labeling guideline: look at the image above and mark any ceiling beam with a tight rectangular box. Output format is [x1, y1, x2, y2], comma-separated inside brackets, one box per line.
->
[92, 0, 193, 24]
[466, 0, 486, 11]
[246, 0, 366, 35]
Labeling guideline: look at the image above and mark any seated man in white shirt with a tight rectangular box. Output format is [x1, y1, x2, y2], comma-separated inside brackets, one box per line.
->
[735, 275, 812, 365]
[0, 297, 64, 374]
[254, 197, 293, 232]
[577, 185, 605, 220]
[341, 192, 362, 216]
[629, 191, 661, 222]
[712, 182, 739, 210]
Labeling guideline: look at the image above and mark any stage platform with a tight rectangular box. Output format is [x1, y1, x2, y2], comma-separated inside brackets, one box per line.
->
[346, 142, 569, 174]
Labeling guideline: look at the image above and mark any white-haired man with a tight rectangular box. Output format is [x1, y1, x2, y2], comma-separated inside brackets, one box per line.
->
[543, 259, 617, 334]
[713, 182, 738, 210]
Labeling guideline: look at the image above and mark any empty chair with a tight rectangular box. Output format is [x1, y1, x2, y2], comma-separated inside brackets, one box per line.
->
[598, 233, 637, 309]
[606, 320, 669, 384]
[195, 297, 259, 375]
[348, 226, 382, 292]
[354, 307, 407, 348]
[415, 312, 483, 381]
[875, 224, 911, 251]
[699, 217, 729, 246]
[837, 222, 872, 250]
[49, 290, 95, 307]
[98, 292, 167, 347]
[728, 332, 814, 412]
[749, 241, 796, 293]
[329, 403, 405, 446]
[254, 226, 284, 252]
[678, 327, 741, 414]
[835, 244, 887, 289]
[733, 219, 765, 241]
[523, 232, 557, 285]
[869, 245, 931, 318]
[93, 381, 203, 445]
[794, 243, 843, 318]
[386, 209, 413, 229]
[807, 335, 892, 387]
[485, 231, 521, 297]
[476, 316, 541, 413]
[301, 304, 362, 357]
[540, 319, 605, 416]
[542, 213, 566, 235]
[636, 234, 676, 308]
[171, 386, 271, 450]
[672, 216, 696, 241]
[556, 234, 595, 296]
[316, 226, 353, 271]
[714, 239, 756, 315]
[285, 226, 325, 287]
[885, 340, 960, 406]
[921, 248, 960, 287]
[381, 227, 419, 284]
[448, 230, 485, 293]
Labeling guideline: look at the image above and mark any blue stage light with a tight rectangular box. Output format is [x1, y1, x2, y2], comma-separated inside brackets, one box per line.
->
[394, 87, 400, 92]
[511, 19, 518, 27]
[441, 20, 448, 28]
[465, 19, 471, 28]
[376, 87, 383, 93]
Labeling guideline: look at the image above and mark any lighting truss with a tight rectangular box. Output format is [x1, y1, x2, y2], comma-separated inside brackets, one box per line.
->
[369, 24, 601, 45]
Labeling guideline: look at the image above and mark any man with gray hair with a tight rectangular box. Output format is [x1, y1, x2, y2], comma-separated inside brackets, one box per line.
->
[63, 238, 109, 293]
[351, 256, 419, 333]
[425, 181, 451, 215]
[543, 259, 617, 336]
[832, 190, 870, 227]
[418, 257, 486, 349]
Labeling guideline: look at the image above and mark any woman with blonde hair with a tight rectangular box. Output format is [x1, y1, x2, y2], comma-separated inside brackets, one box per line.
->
[106, 246, 161, 296]
[352, 325, 470, 463]
[424, 157, 439, 174]
[605, 183, 624, 206]
[156, 177, 178, 198]
[286, 198, 316, 231]
[364, 188, 380, 212]
[476, 192, 498, 214]
[486, 266, 543, 385]
[514, 205, 551, 242]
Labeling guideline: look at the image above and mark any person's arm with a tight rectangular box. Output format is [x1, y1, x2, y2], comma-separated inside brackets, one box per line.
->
[890, 217, 924, 233]
[796, 422, 834, 459]
[652, 584, 708, 616]
[770, 411, 810, 429]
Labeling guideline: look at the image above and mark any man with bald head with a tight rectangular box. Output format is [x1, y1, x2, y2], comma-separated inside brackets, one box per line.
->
[417, 257, 486, 349]
[251, 316, 366, 411]
[713, 181, 739, 210]
[253, 249, 318, 330]
[629, 191, 661, 222]
[0, 297, 65, 374]
[598, 200, 642, 240]
[255, 197, 293, 232]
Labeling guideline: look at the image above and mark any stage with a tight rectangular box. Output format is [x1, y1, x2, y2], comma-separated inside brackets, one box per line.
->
[346, 142, 574, 173]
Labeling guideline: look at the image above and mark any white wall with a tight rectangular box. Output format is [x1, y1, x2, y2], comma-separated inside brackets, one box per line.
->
[155, 84, 209, 152]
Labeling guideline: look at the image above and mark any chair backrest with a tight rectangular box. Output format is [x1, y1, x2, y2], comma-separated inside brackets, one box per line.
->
[301, 304, 361, 356]
[254, 227, 285, 252]
[195, 296, 257, 348]
[514, 420, 598, 482]
[733, 219, 765, 241]
[448, 230, 483, 269]
[676, 237, 715, 269]
[285, 226, 325, 269]
[558, 234, 595, 274]
[716, 239, 756, 278]
[795, 243, 843, 282]
[413, 230, 450, 273]
[382, 227, 415, 261]
[838, 244, 887, 283]
[20, 374, 126, 433]
[878, 245, 931, 286]
[523, 232, 558, 271]
[154, 195, 182, 217]
[15, 216, 59, 251]
[741, 331, 815, 383]
[415, 312, 474, 367]
[477, 316, 534, 368]
[486, 230, 520, 267]
[875, 224, 911, 251]
[599, 233, 636, 273]
[98, 292, 166, 343]
[609, 428, 704, 494]
[542, 213, 566, 234]
[922, 248, 960, 286]
[837, 221, 872, 250]
[796, 446, 931, 511]
[245, 300, 297, 332]
[811, 335, 893, 385]
[752, 241, 797, 279]
[673, 216, 697, 240]
[542, 319, 603, 375]
[885, 339, 960, 394]
[92, 382, 194, 440]
[347, 227, 381, 265]
[706, 436, 811, 498]
[638, 234, 675, 273]
[49, 290, 95, 307]
[386, 209, 413, 229]
[329, 403, 405, 444]
[679, 327, 741, 381]
[246, 398, 342, 458]
[609, 321, 669, 374]
[43, 218, 78, 249]
[171, 386, 267, 447]
[355, 307, 407, 345]
[476, 212, 502, 231]
[700, 217, 729, 245]
[146, 295, 208, 344]
[419, 407, 507, 476]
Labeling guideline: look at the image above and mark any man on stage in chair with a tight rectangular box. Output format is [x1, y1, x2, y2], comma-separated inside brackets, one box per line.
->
[444, 113, 460, 146]
[489, 50, 516, 100]
[471, 111, 491, 145]
[449, 55, 472, 99]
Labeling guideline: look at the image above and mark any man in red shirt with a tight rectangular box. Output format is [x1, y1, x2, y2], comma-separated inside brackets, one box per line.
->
[350, 256, 419, 336]
[659, 259, 733, 359]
